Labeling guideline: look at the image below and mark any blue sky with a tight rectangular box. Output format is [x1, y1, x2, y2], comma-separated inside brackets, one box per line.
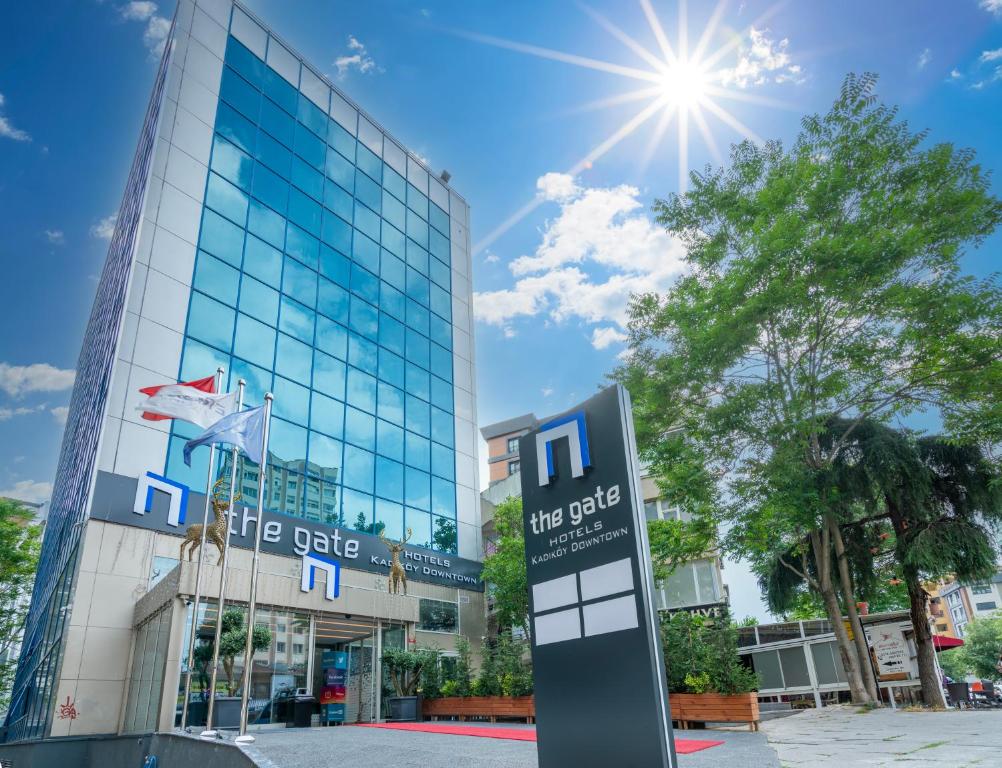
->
[1, 0, 1001, 618]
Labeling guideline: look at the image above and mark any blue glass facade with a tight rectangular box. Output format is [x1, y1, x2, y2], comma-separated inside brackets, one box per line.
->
[163, 36, 459, 554]
[2, 22, 176, 743]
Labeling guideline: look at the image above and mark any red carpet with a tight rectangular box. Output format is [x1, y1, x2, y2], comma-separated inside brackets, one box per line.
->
[354, 722, 723, 753]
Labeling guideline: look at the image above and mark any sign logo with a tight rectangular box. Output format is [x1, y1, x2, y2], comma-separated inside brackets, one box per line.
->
[133, 471, 189, 527]
[535, 411, 591, 487]
[531, 557, 639, 645]
[301, 553, 341, 600]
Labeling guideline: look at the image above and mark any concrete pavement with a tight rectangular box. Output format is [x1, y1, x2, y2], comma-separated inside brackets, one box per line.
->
[762, 705, 1002, 767]
[235, 722, 781, 767]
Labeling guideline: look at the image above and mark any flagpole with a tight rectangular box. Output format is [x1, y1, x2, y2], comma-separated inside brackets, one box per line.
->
[201, 378, 245, 738]
[235, 392, 272, 744]
[180, 366, 225, 732]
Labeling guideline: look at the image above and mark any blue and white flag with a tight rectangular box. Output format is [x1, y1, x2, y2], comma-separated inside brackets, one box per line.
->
[183, 405, 267, 466]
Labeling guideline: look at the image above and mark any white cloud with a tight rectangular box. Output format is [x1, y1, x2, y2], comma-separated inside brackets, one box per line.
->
[119, 1, 170, 58]
[119, 1, 156, 21]
[0, 480, 52, 505]
[981, 0, 1002, 16]
[950, 68, 963, 80]
[0, 92, 31, 142]
[90, 213, 117, 240]
[541, 387, 554, 397]
[717, 27, 804, 88]
[473, 174, 686, 333]
[334, 35, 379, 79]
[916, 48, 932, 70]
[0, 363, 76, 397]
[981, 48, 1002, 62]
[51, 406, 69, 425]
[483, 250, 500, 264]
[44, 229, 65, 245]
[591, 326, 628, 350]
[502, 326, 517, 339]
[536, 172, 579, 201]
[0, 404, 46, 421]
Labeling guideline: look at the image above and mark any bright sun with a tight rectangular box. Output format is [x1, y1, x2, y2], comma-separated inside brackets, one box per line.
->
[467, 0, 776, 253]
[659, 60, 709, 107]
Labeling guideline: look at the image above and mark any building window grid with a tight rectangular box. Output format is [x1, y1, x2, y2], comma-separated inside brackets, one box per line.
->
[164, 35, 460, 554]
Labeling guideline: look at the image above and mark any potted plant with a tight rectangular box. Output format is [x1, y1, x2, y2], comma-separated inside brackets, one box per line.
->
[381, 648, 439, 721]
[422, 636, 537, 723]
[207, 608, 272, 728]
[661, 610, 761, 730]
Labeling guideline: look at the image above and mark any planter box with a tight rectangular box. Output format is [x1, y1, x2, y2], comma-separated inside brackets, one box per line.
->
[212, 696, 241, 729]
[386, 696, 422, 722]
[670, 692, 760, 731]
[423, 696, 535, 723]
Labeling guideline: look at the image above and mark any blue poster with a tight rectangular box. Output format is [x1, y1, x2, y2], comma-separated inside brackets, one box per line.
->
[325, 703, 346, 723]
[325, 667, 347, 686]
[333, 651, 348, 669]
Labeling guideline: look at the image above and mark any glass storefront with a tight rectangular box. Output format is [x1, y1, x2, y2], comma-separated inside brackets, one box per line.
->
[173, 600, 410, 728]
[174, 601, 309, 727]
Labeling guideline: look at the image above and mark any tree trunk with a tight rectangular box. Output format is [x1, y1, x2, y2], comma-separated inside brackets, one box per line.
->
[810, 529, 871, 704]
[904, 566, 942, 707]
[883, 495, 942, 706]
[828, 515, 880, 702]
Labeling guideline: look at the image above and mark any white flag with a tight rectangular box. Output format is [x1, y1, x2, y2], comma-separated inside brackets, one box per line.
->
[137, 384, 238, 429]
[184, 405, 267, 466]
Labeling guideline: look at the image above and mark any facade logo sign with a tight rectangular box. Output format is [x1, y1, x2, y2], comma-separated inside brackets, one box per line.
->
[301, 553, 341, 600]
[535, 411, 591, 487]
[530, 557, 638, 645]
[133, 471, 189, 527]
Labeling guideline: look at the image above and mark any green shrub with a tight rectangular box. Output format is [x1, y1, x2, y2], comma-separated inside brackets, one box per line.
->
[661, 609, 759, 695]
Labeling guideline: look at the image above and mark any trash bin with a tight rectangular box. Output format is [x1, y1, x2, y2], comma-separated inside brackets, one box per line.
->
[291, 695, 317, 728]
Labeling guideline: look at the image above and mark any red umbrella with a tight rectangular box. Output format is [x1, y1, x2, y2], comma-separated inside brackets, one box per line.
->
[933, 635, 964, 651]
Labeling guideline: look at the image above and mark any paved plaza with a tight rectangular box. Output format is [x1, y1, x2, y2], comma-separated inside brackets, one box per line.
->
[762, 705, 1002, 767]
[236, 722, 781, 768]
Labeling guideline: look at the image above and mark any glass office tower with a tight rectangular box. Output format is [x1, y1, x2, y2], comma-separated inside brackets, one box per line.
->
[5, 0, 479, 741]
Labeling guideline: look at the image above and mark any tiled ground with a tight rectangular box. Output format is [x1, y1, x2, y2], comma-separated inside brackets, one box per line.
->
[761, 705, 1002, 767]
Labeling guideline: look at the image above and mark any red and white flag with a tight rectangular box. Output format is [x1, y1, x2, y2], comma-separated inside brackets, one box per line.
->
[137, 375, 237, 429]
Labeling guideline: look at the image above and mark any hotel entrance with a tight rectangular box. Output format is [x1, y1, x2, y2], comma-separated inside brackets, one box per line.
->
[310, 614, 408, 725]
[169, 601, 411, 731]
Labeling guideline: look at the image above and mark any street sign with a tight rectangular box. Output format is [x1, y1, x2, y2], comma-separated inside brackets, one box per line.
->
[519, 384, 676, 768]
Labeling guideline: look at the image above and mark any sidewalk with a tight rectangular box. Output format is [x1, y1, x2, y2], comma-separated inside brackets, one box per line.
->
[762, 705, 1001, 767]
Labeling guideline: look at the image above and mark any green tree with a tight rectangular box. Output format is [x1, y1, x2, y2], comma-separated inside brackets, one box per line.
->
[940, 614, 1002, 681]
[210, 608, 272, 696]
[616, 73, 1002, 704]
[481, 497, 531, 639]
[648, 514, 716, 583]
[0, 499, 43, 711]
[818, 419, 1002, 704]
[382, 647, 440, 696]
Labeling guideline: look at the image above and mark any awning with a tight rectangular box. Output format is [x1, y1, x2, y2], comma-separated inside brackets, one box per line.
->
[933, 635, 964, 651]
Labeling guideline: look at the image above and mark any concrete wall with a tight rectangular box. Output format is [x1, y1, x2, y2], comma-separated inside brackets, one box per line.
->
[56, 520, 485, 735]
[0, 733, 255, 768]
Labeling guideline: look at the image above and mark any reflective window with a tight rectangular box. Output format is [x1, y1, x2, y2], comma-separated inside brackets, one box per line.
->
[234, 313, 276, 369]
[405, 467, 431, 511]
[193, 253, 239, 307]
[199, 209, 244, 266]
[376, 457, 404, 504]
[377, 419, 404, 462]
[187, 292, 234, 352]
[171, 35, 462, 548]
[343, 445, 374, 493]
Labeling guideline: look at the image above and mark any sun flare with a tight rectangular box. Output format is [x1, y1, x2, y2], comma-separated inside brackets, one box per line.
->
[467, 0, 790, 253]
